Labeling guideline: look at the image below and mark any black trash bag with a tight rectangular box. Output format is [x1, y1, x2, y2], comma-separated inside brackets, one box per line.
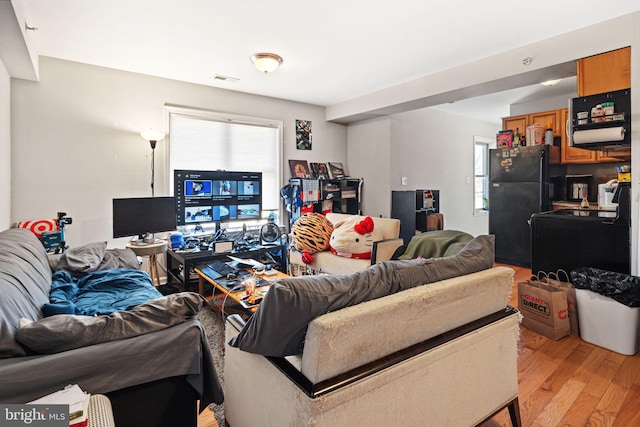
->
[571, 267, 640, 307]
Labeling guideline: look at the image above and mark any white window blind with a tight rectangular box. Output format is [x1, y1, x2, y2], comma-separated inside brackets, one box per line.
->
[168, 110, 281, 214]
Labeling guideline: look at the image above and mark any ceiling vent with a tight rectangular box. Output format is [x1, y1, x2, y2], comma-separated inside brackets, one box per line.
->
[213, 74, 240, 83]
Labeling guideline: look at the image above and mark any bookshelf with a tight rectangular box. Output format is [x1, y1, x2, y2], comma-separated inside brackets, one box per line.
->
[289, 177, 363, 217]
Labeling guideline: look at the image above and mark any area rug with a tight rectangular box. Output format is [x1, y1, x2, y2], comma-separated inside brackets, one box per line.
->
[197, 308, 227, 426]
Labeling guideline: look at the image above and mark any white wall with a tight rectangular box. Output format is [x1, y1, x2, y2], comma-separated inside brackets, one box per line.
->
[0, 60, 10, 230]
[388, 108, 500, 236]
[347, 107, 499, 236]
[346, 118, 392, 217]
[11, 57, 347, 248]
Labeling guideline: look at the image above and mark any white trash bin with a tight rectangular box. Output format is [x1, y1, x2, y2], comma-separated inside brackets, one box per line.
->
[576, 288, 640, 355]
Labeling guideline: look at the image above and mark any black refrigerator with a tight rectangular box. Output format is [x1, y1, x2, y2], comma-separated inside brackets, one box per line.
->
[488, 145, 565, 267]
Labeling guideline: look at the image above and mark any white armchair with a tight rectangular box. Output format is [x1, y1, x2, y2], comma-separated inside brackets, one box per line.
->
[224, 267, 521, 427]
[288, 213, 403, 275]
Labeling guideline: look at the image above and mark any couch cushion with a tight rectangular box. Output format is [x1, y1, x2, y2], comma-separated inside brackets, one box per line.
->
[229, 235, 495, 357]
[16, 292, 206, 354]
[0, 228, 52, 358]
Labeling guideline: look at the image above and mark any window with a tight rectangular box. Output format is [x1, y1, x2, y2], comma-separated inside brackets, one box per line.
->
[166, 105, 283, 223]
[473, 136, 493, 214]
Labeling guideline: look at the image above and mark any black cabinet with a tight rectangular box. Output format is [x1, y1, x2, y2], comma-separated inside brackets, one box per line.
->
[531, 211, 630, 276]
[391, 190, 440, 245]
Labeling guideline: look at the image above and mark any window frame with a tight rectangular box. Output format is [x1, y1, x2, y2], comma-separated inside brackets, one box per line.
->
[163, 104, 284, 224]
[473, 136, 494, 216]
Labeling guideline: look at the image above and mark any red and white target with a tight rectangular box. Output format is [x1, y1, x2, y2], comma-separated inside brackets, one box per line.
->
[16, 219, 59, 238]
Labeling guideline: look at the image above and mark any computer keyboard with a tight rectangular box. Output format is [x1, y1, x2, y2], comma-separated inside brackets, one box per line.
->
[203, 260, 236, 279]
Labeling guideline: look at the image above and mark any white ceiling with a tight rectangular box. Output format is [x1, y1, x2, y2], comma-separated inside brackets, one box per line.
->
[22, 1, 640, 122]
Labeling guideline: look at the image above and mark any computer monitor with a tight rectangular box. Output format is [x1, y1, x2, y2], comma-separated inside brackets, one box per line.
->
[174, 170, 262, 227]
[112, 197, 177, 239]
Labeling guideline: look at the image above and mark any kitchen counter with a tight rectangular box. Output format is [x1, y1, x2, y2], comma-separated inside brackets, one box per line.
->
[552, 201, 615, 211]
[531, 208, 630, 277]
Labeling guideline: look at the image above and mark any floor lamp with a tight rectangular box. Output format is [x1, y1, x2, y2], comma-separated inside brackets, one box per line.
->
[140, 130, 165, 197]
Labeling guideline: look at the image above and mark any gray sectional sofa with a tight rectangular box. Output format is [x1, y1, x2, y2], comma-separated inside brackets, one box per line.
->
[0, 228, 223, 427]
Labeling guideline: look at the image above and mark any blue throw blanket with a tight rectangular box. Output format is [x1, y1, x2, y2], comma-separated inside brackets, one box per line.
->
[43, 268, 162, 316]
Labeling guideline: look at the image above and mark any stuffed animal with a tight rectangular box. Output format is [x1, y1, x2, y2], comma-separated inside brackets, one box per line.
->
[291, 213, 334, 264]
[330, 216, 383, 259]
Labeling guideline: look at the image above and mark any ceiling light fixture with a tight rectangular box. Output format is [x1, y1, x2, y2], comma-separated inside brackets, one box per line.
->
[250, 53, 283, 74]
[540, 79, 562, 87]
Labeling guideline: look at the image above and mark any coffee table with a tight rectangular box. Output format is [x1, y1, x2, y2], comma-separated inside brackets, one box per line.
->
[194, 266, 289, 314]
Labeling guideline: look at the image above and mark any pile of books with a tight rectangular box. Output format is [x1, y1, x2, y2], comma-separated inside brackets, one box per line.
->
[29, 384, 90, 427]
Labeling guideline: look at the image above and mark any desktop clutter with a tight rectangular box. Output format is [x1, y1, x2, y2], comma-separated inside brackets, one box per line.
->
[169, 224, 281, 255]
[167, 222, 285, 300]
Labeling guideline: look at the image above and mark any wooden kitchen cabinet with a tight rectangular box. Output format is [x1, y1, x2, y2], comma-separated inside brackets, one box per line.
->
[502, 110, 561, 136]
[503, 108, 629, 164]
[501, 115, 527, 137]
[530, 110, 560, 135]
[573, 47, 631, 162]
[597, 149, 631, 162]
[559, 108, 597, 164]
[577, 47, 631, 97]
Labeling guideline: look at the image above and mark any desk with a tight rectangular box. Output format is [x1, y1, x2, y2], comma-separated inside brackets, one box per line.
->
[166, 243, 287, 291]
[126, 240, 168, 287]
[195, 266, 288, 315]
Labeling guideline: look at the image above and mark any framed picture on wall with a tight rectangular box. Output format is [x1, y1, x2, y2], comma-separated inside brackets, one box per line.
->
[310, 162, 329, 180]
[289, 160, 311, 178]
[295, 120, 312, 150]
[327, 162, 345, 179]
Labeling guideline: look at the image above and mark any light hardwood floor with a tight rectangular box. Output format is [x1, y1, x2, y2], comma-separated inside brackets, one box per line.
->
[198, 264, 640, 427]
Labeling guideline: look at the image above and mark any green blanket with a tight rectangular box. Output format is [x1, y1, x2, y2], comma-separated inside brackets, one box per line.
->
[398, 230, 474, 260]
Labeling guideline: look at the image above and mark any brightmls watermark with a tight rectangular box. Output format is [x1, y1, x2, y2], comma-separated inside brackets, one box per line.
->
[0, 405, 66, 426]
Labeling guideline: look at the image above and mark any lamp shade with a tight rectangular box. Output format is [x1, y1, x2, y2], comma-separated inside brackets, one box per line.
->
[250, 53, 283, 73]
[140, 130, 165, 142]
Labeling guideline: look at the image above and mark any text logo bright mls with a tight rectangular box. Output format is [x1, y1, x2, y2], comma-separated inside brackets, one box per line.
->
[0, 405, 67, 426]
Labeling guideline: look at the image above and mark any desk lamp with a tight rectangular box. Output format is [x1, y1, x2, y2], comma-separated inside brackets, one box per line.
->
[140, 130, 165, 197]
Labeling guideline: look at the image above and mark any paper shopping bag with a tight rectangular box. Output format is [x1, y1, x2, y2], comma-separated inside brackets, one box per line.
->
[518, 278, 570, 340]
[540, 270, 580, 337]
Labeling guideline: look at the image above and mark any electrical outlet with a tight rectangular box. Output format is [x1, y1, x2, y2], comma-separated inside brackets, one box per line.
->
[401, 176, 408, 186]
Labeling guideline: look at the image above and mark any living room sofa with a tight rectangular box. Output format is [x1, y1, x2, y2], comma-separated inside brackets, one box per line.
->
[288, 212, 404, 275]
[0, 228, 223, 427]
[225, 236, 521, 426]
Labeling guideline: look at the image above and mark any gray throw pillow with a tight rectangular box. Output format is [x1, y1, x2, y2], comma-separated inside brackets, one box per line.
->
[16, 292, 206, 354]
[48, 241, 107, 275]
[229, 235, 495, 357]
[97, 248, 141, 271]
